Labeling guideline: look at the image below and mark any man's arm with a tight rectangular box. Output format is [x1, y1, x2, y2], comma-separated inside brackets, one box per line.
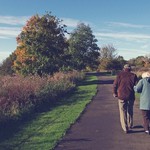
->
[134, 74, 138, 85]
[113, 78, 118, 97]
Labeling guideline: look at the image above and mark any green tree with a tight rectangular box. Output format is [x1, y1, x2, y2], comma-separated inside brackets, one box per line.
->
[0, 52, 16, 75]
[98, 45, 126, 71]
[68, 23, 99, 70]
[13, 13, 68, 76]
[115, 55, 126, 69]
[108, 56, 126, 71]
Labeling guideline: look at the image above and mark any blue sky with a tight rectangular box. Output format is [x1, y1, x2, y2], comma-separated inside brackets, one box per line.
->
[0, 0, 150, 63]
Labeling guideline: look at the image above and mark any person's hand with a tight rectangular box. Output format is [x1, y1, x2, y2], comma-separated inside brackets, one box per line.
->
[113, 94, 117, 98]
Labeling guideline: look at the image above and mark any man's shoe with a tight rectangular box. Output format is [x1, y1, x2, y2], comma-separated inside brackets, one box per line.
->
[129, 126, 134, 129]
[124, 129, 132, 134]
[124, 130, 129, 134]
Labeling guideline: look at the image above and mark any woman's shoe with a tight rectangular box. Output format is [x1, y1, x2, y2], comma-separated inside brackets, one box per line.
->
[145, 130, 149, 135]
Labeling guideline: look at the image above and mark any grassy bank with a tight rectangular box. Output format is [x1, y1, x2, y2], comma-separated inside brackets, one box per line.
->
[0, 74, 97, 150]
[135, 93, 140, 100]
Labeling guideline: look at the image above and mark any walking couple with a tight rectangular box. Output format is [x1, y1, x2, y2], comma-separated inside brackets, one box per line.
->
[113, 64, 150, 134]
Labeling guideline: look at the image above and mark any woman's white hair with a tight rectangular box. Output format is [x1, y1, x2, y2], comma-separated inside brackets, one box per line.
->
[142, 72, 150, 78]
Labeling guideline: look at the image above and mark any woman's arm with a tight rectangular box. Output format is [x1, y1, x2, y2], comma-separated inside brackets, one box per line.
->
[134, 79, 143, 93]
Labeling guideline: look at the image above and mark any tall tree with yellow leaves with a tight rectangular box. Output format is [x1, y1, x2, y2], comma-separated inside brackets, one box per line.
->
[13, 13, 68, 76]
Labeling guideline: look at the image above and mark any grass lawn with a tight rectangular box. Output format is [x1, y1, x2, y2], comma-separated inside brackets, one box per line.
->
[0, 74, 97, 150]
[135, 93, 140, 100]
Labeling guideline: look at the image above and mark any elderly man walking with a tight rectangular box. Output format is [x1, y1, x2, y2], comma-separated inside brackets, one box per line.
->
[113, 64, 138, 133]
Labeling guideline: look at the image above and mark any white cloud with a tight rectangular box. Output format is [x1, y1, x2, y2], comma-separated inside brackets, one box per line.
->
[119, 48, 149, 53]
[95, 32, 150, 41]
[116, 48, 150, 60]
[0, 16, 30, 39]
[0, 16, 29, 25]
[108, 22, 150, 29]
[0, 27, 21, 39]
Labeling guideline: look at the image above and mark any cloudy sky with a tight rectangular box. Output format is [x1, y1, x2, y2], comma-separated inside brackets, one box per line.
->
[0, 0, 150, 63]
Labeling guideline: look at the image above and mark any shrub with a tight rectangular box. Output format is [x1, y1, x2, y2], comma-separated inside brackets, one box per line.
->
[0, 71, 85, 122]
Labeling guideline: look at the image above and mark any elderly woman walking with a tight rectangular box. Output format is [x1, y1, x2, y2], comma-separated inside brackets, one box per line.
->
[134, 71, 150, 135]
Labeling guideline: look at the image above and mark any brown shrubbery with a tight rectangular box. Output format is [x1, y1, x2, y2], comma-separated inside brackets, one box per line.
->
[0, 70, 84, 122]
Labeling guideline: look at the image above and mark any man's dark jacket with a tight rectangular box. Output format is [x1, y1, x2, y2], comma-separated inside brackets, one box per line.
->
[113, 70, 138, 100]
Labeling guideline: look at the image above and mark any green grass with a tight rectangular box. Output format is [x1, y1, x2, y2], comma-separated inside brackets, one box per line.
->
[135, 93, 140, 100]
[0, 75, 97, 150]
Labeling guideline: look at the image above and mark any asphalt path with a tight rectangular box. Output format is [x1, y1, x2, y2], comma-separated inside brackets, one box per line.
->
[54, 73, 150, 150]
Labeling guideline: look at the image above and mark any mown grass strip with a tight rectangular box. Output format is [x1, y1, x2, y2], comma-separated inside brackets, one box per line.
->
[0, 75, 97, 150]
[135, 93, 140, 100]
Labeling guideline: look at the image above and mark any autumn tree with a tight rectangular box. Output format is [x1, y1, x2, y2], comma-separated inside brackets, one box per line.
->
[13, 13, 68, 76]
[128, 56, 145, 68]
[99, 44, 117, 59]
[67, 23, 100, 70]
[142, 54, 150, 67]
[98, 44, 117, 70]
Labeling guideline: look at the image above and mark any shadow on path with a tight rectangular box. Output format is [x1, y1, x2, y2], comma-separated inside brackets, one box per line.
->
[81, 72, 114, 85]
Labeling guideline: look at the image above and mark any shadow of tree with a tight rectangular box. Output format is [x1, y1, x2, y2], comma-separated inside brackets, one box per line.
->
[79, 72, 114, 85]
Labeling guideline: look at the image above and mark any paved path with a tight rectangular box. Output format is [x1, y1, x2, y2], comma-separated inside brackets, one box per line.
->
[54, 74, 150, 150]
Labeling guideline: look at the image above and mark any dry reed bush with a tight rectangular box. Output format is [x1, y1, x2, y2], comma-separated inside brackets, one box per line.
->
[37, 79, 75, 104]
[36, 70, 85, 104]
[51, 70, 85, 83]
[0, 71, 85, 121]
[0, 75, 47, 117]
